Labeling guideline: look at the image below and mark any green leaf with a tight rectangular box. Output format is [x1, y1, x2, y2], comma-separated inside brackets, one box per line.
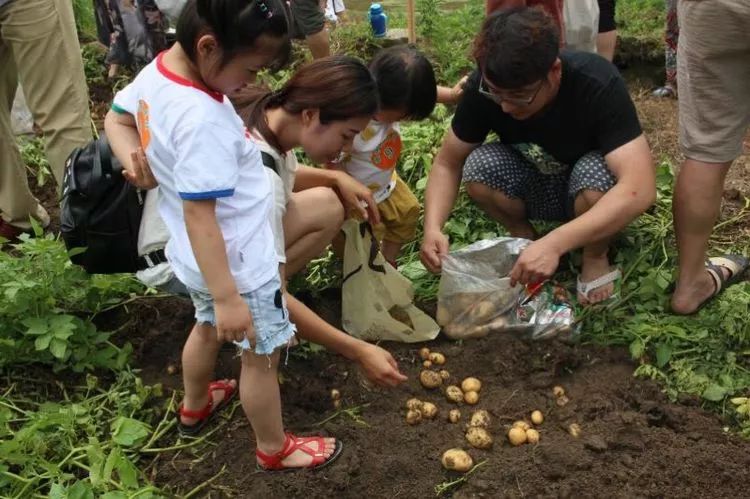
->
[48, 483, 66, 499]
[86, 437, 105, 487]
[629, 338, 645, 359]
[655, 343, 672, 368]
[68, 480, 95, 499]
[101, 493, 128, 499]
[49, 337, 68, 359]
[702, 384, 727, 402]
[111, 417, 150, 447]
[35, 333, 53, 351]
[115, 454, 139, 489]
[23, 317, 49, 336]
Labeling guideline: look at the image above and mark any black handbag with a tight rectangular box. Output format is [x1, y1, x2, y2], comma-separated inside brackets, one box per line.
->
[60, 134, 146, 274]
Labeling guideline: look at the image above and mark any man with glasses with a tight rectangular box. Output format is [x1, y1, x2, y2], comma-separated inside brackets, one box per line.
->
[420, 7, 655, 305]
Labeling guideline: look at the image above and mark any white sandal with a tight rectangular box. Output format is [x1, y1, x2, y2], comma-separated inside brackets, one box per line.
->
[577, 268, 621, 303]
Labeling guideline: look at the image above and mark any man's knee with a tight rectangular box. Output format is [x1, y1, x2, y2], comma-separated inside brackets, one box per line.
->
[574, 189, 606, 216]
[465, 181, 494, 202]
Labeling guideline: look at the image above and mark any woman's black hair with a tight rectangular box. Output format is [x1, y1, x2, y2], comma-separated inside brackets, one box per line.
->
[176, 0, 291, 69]
[369, 45, 437, 120]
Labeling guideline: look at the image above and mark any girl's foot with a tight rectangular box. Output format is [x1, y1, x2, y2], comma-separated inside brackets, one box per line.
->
[652, 84, 677, 98]
[178, 379, 237, 436]
[257, 433, 343, 471]
[578, 252, 618, 304]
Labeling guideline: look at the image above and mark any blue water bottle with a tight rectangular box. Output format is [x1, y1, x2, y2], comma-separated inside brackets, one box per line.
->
[368, 3, 387, 38]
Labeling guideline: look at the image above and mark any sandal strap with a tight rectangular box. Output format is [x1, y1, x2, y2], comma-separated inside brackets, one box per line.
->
[577, 269, 621, 298]
[179, 380, 235, 421]
[255, 433, 332, 470]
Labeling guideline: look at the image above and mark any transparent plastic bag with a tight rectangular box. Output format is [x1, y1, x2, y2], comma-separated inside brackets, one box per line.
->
[437, 238, 575, 340]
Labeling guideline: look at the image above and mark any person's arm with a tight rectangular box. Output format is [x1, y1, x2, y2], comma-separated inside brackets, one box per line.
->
[103, 109, 158, 189]
[184, 199, 254, 344]
[510, 135, 656, 285]
[294, 165, 381, 224]
[436, 75, 468, 105]
[420, 130, 480, 273]
[285, 293, 407, 387]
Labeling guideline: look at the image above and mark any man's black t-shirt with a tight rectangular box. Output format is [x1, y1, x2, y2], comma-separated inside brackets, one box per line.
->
[451, 51, 642, 173]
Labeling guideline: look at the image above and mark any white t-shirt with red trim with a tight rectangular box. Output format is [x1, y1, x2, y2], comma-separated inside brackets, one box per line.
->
[341, 120, 401, 203]
[113, 54, 276, 294]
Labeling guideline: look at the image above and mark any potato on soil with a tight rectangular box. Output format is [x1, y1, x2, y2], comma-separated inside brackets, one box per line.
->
[553, 385, 566, 398]
[463, 390, 479, 405]
[530, 410, 544, 425]
[423, 360, 433, 368]
[466, 426, 493, 449]
[526, 428, 540, 444]
[556, 394, 570, 407]
[166, 364, 177, 375]
[568, 423, 581, 438]
[419, 347, 431, 360]
[330, 389, 341, 401]
[333, 399, 341, 409]
[420, 370, 443, 389]
[420, 402, 438, 419]
[469, 409, 491, 429]
[448, 409, 461, 423]
[406, 410, 422, 425]
[445, 385, 464, 403]
[441, 449, 473, 473]
[429, 352, 446, 365]
[461, 377, 481, 393]
[512, 420, 530, 431]
[508, 427, 527, 446]
[405, 398, 423, 411]
[439, 369, 450, 380]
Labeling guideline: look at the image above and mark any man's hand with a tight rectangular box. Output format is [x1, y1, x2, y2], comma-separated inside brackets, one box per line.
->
[354, 343, 407, 387]
[509, 238, 562, 286]
[333, 172, 381, 224]
[123, 147, 158, 189]
[449, 75, 469, 104]
[214, 293, 255, 345]
[420, 229, 450, 273]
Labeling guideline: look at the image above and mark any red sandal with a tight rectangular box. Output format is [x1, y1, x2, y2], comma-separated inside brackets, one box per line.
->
[256, 433, 344, 472]
[177, 379, 237, 436]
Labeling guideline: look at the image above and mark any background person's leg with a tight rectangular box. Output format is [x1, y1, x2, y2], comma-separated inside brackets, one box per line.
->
[596, 0, 616, 61]
[0, 14, 48, 233]
[283, 187, 345, 277]
[3, 0, 93, 186]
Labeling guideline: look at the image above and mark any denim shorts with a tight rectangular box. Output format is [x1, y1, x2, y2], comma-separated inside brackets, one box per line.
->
[187, 275, 296, 356]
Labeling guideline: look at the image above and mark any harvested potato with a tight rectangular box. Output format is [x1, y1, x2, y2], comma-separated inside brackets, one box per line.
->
[405, 398, 423, 411]
[439, 369, 451, 380]
[530, 410, 544, 425]
[512, 420, 530, 431]
[469, 300, 494, 322]
[526, 428, 540, 444]
[436, 305, 451, 327]
[419, 347, 431, 360]
[406, 410, 422, 425]
[429, 352, 446, 365]
[423, 360, 433, 368]
[464, 391, 479, 405]
[166, 364, 177, 375]
[420, 402, 438, 419]
[445, 385, 464, 403]
[461, 377, 482, 393]
[420, 370, 442, 389]
[466, 426, 493, 449]
[330, 389, 341, 401]
[553, 385, 566, 398]
[556, 395, 570, 407]
[333, 399, 341, 409]
[469, 409, 491, 429]
[441, 448, 473, 473]
[448, 409, 461, 424]
[507, 427, 527, 446]
[568, 423, 581, 438]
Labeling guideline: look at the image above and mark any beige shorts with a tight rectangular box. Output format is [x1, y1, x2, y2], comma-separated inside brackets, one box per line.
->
[677, 0, 750, 164]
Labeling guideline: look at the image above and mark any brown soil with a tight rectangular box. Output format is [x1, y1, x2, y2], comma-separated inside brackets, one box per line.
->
[123, 293, 750, 499]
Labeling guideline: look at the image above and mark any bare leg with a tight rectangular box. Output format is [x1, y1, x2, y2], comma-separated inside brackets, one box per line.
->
[305, 29, 330, 59]
[380, 240, 403, 264]
[574, 189, 616, 304]
[597, 30, 617, 62]
[242, 350, 335, 467]
[671, 158, 732, 314]
[465, 181, 537, 240]
[180, 322, 236, 424]
[283, 187, 345, 277]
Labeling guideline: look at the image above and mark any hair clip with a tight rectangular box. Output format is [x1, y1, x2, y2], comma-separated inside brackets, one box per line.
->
[257, 0, 273, 18]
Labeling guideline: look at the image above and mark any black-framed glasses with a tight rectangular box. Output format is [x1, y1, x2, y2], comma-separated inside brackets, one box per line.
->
[478, 77, 545, 107]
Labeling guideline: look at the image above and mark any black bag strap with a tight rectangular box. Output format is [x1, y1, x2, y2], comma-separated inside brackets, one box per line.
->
[261, 151, 278, 175]
[136, 248, 167, 271]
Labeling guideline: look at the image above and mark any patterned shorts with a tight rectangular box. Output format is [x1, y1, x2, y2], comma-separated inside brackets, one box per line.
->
[462, 142, 616, 222]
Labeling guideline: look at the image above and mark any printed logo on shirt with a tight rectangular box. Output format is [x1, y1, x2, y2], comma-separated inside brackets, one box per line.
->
[359, 125, 376, 142]
[512, 143, 566, 175]
[370, 130, 402, 171]
[136, 99, 152, 149]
